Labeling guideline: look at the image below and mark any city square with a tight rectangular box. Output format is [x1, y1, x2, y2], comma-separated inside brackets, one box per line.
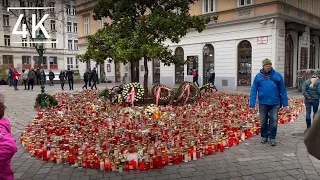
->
[1, 84, 319, 180]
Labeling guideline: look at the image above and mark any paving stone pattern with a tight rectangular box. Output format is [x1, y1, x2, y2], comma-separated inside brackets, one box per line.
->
[1, 84, 320, 180]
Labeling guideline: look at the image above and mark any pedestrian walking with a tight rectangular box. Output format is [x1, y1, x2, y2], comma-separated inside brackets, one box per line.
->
[302, 74, 320, 129]
[209, 69, 215, 85]
[12, 68, 20, 90]
[249, 58, 289, 146]
[193, 69, 199, 87]
[82, 70, 90, 90]
[21, 69, 28, 90]
[59, 71, 66, 90]
[0, 94, 18, 180]
[7, 68, 13, 86]
[27, 69, 36, 90]
[66, 68, 74, 90]
[91, 67, 98, 90]
[88, 68, 92, 87]
[48, 70, 55, 86]
[36, 69, 41, 85]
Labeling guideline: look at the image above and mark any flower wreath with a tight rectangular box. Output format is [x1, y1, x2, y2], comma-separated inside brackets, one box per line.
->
[175, 82, 200, 104]
[151, 84, 174, 105]
[99, 88, 117, 102]
[200, 83, 217, 93]
[121, 83, 145, 103]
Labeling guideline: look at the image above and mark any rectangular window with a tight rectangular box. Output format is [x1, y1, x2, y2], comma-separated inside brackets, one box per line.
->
[50, 20, 55, 31]
[67, 57, 74, 69]
[22, 56, 31, 64]
[3, 55, 13, 64]
[3, 15, 9, 26]
[68, 40, 72, 50]
[309, 0, 314, 12]
[30, 39, 35, 47]
[49, 2, 55, 13]
[66, 5, 71, 15]
[52, 39, 56, 48]
[49, 56, 58, 69]
[4, 35, 10, 46]
[186, 56, 199, 75]
[204, 0, 215, 13]
[84, 17, 90, 35]
[297, 0, 303, 8]
[74, 40, 78, 50]
[72, 6, 76, 15]
[97, 18, 104, 29]
[22, 38, 27, 47]
[73, 23, 78, 33]
[239, 0, 252, 6]
[67, 22, 72, 32]
[75, 58, 79, 68]
[3, 0, 9, 7]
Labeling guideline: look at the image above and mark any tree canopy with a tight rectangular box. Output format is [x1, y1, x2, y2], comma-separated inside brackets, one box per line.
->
[77, 0, 216, 90]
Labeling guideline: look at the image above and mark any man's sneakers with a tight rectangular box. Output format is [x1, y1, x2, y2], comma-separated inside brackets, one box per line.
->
[261, 138, 276, 146]
[261, 138, 267, 144]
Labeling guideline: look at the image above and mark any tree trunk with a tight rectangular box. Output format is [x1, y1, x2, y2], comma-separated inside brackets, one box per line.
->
[144, 58, 148, 97]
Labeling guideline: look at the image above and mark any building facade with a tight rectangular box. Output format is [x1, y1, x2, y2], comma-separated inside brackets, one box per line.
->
[0, 0, 79, 76]
[77, 0, 320, 91]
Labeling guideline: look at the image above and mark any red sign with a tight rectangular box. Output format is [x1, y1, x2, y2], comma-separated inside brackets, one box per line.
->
[257, 36, 268, 44]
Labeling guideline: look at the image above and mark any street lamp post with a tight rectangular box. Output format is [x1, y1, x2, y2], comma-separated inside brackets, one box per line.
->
[35, 30, 46, 109]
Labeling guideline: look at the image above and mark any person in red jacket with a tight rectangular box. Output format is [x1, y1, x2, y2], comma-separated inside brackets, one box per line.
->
[12, 68, 20, 90]
[193, 69, 199, 87]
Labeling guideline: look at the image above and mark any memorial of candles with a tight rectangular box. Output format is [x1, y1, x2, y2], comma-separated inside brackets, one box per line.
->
[21, 90, 304, 173]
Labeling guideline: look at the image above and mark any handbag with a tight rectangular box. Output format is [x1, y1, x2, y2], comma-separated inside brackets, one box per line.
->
[259, 73, 282, 107]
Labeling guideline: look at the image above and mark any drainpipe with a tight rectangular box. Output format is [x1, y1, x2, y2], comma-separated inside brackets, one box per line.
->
[61, 0, 66, 70]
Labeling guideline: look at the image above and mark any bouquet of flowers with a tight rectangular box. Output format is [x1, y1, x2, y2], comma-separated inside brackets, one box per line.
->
[34, 93, 58, 108]
[144, 104, 160, 117]
[122, 83, 145, 104]
[200, 83, 217, 93]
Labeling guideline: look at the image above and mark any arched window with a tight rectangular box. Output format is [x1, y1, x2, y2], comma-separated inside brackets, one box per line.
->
[237, 40, 252, 86]
[285, 34, 294, 87]
[203, 44, 214, 84]
[175, 47, 184, 84]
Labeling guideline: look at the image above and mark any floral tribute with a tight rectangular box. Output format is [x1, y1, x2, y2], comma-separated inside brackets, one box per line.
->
[21, 90, 304, 173]
[151, 85, 174, 106]
[34, 93, 58, 108]
[122, 83, 145, 105]
[175, 82, 200, 105]
[200, 83, 217, 93]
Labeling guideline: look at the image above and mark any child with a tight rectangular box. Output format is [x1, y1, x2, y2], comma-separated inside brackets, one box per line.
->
[0, 95, 18, 180]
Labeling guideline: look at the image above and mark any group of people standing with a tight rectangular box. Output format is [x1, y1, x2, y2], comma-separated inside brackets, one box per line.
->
[8, 68, 38, 90]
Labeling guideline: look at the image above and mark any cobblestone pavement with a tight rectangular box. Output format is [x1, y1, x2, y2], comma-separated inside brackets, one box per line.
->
[1, 84, 320, 180]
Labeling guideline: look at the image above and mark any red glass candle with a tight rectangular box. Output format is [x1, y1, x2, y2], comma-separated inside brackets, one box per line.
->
[208, 147, 213, 155]
[43, 149, 48, 161]
[220, 144, 225, 152]
[145, 162, 150, 171]
[214, 145, 219, 152]
[139, 162, 145, 171]
[157, 156, 162, 169]
[196, 151, 200, 158]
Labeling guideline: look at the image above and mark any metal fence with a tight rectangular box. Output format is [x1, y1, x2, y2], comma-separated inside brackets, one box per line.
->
[296, 69, 318, 91]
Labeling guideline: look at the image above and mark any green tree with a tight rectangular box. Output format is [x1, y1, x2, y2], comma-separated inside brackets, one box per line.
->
[78, 0, 216, 94]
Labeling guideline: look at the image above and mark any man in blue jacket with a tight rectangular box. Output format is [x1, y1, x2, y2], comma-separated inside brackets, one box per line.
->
[249, 58, 289, 146]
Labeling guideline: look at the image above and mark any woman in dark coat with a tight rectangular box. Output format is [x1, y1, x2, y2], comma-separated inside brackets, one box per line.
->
[59, 71, 66, 90]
